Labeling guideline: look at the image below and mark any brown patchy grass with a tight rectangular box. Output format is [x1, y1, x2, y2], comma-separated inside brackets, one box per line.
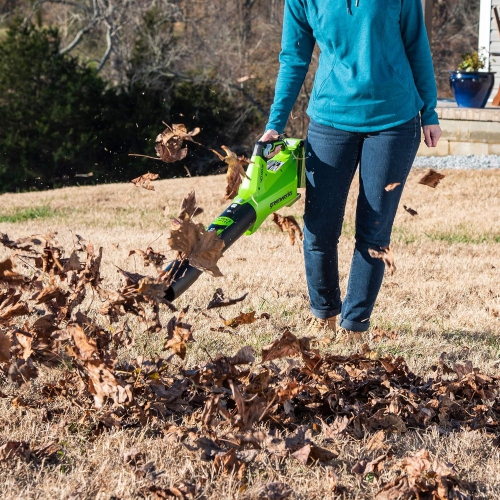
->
[0, 169, 500, 499]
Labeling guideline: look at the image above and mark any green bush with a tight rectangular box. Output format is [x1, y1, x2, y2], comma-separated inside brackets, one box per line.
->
[0, 20, 257, 193]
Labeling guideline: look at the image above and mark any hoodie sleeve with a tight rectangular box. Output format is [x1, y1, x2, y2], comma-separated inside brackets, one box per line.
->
[265, 0, 315, 133]
[400, 0, 439, 126]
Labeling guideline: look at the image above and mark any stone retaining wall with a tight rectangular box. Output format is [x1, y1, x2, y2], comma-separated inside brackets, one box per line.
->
[417, 106, 500, 156]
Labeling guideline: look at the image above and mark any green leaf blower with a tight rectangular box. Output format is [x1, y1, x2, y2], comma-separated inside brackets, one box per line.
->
[164, 137, 306, 301]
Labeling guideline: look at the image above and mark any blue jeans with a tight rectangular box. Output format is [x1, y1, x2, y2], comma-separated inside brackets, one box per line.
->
[303, 115, 421, 332]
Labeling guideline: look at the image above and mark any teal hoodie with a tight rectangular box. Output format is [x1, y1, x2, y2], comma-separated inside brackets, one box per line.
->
[266, 0, 439, 133]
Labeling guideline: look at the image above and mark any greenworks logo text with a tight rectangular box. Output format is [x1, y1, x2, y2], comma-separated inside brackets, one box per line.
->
[270, 191, 292, 209]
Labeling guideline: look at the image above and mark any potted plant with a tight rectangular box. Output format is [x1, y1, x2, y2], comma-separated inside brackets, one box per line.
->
[449, 49, 495, 108]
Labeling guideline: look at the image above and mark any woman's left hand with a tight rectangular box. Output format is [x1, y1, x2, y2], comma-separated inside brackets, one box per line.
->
[423, 125, 442, 148]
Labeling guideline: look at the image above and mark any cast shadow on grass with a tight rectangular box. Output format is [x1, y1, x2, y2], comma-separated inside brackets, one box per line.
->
[441, 328, 500, 353]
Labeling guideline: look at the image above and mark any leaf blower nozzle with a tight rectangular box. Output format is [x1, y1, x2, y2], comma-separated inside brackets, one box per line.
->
[164, 202, 257, 301]
[164, 137, 305, 302]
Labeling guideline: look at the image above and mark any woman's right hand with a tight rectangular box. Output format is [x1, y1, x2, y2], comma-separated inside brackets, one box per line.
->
[258, 129, 280, 142]
[258, 129, 281, 157]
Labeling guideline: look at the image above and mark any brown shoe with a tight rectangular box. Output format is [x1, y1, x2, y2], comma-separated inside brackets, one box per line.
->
[308, 315, 337, 335]
[337, 327, 364, 343]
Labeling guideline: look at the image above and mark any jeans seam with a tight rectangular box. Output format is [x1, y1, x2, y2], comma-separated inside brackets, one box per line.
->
[341, 144, 363, 308]
[334, 142, 360, 239]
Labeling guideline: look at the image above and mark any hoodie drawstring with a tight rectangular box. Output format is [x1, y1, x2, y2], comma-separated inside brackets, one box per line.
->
[347, 0, 359, 14]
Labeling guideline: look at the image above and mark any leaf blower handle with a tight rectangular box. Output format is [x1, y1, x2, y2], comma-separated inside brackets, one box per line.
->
[255, 130, 286, 159]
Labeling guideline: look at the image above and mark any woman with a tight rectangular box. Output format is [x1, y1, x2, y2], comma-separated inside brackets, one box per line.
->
[261, 0, 442, 335]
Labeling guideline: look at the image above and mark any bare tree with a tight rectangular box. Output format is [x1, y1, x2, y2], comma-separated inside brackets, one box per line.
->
[432, 0, 480, 96]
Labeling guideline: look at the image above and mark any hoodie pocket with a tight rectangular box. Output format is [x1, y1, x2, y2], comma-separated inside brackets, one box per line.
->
[382, 2, 412, 94]
[381, 53, 412, 95]
[312, 54, 337, 102]
[313, 69, 333, 102]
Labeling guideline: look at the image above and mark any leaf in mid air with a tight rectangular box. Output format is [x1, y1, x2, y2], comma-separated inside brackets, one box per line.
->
[418, 168, 445, 188]
[272, 213, 303, 246]
[207, 288, 248, 309]
[168, 218, 225, 277]
[178, 190, 203, 220]
[155, 123, 201, 163]
[384, 182, 401, 192]
[403, 205, 418, 216]
[130, 172, 159, 191]
[211, 146, 249, 199]
[368, 246, 396, 275]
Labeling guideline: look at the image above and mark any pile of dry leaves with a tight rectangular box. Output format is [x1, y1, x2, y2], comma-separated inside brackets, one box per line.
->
[0, 179, 493, 499]
[0, 233, 494, 499]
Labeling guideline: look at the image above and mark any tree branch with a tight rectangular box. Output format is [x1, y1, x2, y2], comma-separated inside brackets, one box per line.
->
[59, 0, 100, 55]
[97, 21, 113, 72]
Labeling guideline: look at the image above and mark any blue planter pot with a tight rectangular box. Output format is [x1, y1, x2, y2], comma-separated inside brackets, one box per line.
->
[449, 71, 495, 108]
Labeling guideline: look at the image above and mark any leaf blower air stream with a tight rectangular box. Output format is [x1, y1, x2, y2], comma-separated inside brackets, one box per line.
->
[163, 137, 306, 302]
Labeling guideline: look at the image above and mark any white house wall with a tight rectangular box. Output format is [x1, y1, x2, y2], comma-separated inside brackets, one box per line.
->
[481, 0, 500, 100]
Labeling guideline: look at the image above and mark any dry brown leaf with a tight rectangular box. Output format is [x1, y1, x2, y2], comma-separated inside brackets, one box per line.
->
[261, 329, 310, 362]
[229, 380, 266, 430]
[68, 325, 98, 361]
[131, 172, 159, 191]
[63, 251, 82, 272]
[321, 415, 352, 438]
[211, 146, 250, 199]
[277, 380, 301, 403]
[291, 443, 310, 465]
[223, 311, 256, 328]
[403, 205, 418, 216]
[400, 448, 432, 479]
[228, 346, 255, 365]
[0, 330, 12, 362]
[214, 448, 246, 479]
[309, 444, 337, 462]
[15, 331, 33, 360]
[0, 259, 27, 286]
[168, 218, 225, 277]
[376, 449, 475, 499]
[164, 328, 192, 359]
[366, 430, 387, 453]
[137, 277, 169, 303]
[178, 190, 203, 220]
[33, 286, 66, 305]
[352, 454, 386, 475]
[272, 213, 303, 246]
[165, 310, 193, 360]
[370, 327, 398, 343]
[207, 288, 248, 309]
[246, 369, 270, 394]
[155, 123, 201, 163]
[0, 441, 31, 463]
[189, 230, 225, 277]
[0, 295, 29, 323]
[368, 246, 396, 275]
[129, 247, 166, 268]
[85, 360, 133, 408]
[146, 484, 194, 499]
[366, 409, 407, 433]
[418, 168, 445, 188]
[384, 182, 401, 192]
[258, 482, 292, 500]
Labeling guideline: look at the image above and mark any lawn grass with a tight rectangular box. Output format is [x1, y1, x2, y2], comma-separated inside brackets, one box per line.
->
[0, 169, 499, 498]
[0, 205, 59, 223]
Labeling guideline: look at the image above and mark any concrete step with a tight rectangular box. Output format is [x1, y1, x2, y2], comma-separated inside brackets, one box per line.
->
[418, 102, 500, 156]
